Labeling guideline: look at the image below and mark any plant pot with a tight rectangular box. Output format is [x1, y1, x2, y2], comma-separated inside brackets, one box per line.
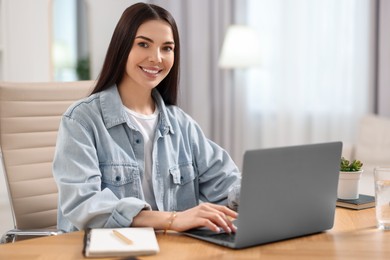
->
[337, 170, 363, 199]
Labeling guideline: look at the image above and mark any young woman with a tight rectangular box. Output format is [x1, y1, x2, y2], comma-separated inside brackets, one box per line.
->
[53, 2, 240, 234]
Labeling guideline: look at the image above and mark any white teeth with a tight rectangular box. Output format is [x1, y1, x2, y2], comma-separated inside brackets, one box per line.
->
[142, 68, 160, 74]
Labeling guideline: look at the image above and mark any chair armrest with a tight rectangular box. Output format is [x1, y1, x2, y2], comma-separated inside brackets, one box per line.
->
[1, 228, 65, 243]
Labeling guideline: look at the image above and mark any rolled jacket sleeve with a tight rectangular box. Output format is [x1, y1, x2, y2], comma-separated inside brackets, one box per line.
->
[53, 115, 150, 231]
[190, 120, 241, 207]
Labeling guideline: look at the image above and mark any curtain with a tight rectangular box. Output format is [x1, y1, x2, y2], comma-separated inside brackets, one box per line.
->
[378, 0, 390, 117]
[227, 0, 377, 168]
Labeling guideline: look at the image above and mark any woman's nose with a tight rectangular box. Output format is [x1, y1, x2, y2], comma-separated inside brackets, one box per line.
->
[148, 49, 162, 63]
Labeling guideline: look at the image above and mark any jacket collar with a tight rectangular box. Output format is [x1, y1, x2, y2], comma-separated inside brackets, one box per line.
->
[100, 85, 174, 135]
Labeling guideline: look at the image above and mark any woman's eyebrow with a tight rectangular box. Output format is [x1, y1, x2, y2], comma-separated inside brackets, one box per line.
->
[135, 35, 175, 45]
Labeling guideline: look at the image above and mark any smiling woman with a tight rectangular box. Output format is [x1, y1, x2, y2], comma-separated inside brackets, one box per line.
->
[52, 2, 241, 235]
[119, 19, 176, 112]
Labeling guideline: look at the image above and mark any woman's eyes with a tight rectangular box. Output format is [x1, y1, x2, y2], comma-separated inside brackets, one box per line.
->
[163, 46, 174, 52]
[136, 42, 174, 52]
[138, 42, 149, 48]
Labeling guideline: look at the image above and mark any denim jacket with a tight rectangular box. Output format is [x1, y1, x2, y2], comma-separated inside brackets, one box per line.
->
[53, 85, 241, 232]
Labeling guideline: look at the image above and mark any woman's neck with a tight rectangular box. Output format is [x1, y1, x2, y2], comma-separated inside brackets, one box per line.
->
[118, 82, 155, 115]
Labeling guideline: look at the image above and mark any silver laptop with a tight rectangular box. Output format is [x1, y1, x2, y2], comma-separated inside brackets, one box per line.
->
[183, 142, 342, 249]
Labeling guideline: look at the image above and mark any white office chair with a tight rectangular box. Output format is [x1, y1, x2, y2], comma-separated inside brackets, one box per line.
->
[0, 81, 94, 243]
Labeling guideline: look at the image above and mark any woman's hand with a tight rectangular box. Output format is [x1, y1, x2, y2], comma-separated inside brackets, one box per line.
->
[171, 203, 238, 233]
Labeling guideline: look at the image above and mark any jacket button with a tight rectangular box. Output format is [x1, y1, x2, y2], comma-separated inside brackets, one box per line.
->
[115, 176, 121, 181]
[135, 139, 141, 144]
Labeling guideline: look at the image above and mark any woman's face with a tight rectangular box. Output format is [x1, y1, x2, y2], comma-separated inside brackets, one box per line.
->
[123, 19, 175, 91]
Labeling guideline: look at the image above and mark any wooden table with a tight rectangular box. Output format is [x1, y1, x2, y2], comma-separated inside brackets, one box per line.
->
[0, 207, 389, 259]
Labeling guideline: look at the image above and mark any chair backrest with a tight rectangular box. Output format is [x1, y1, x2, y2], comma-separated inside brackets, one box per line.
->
[0, 81, 94, 229]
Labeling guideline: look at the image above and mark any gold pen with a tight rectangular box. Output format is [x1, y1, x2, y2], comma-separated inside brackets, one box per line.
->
[112, 229, 133, 245]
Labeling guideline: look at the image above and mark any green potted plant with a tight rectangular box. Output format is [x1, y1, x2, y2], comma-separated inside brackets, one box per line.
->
[337, 157, 363, 200]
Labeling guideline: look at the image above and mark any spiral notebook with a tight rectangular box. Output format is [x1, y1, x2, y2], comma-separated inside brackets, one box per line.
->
[83, 227, 159, 258]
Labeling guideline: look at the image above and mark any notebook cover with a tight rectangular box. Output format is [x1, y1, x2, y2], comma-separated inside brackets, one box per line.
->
[83, 227, 159, 258]
[336, 194, 375, 210]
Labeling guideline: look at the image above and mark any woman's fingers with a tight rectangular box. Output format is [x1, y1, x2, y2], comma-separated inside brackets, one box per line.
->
[196, 203, 237, 233]
[171, 203, 238, 233]
[197, 209, 231, 233]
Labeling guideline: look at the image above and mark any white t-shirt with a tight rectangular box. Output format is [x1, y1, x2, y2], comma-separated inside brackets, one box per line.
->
[124, 106, 159, 210]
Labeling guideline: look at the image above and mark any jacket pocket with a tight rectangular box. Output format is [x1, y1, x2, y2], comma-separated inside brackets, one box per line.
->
[100, 164, 141, 199]
[170, 163, 196, 185]
[169, 163, 198, 210]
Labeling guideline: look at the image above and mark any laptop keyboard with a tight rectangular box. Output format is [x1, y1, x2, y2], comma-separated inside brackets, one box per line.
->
[188, 229, 236, 243]
[208, 232, 236, 243]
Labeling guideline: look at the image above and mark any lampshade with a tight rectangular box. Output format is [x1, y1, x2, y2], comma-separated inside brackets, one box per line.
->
[219, 25, 261, 69]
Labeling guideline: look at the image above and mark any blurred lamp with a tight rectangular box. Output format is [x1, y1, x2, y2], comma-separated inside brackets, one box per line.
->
[219, 25, 261, 69]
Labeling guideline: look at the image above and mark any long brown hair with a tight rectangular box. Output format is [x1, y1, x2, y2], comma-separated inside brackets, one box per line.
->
[90, 3, 180, 105]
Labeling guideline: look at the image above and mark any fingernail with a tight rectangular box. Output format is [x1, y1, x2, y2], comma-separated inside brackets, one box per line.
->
[232, 224, 237, 232]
